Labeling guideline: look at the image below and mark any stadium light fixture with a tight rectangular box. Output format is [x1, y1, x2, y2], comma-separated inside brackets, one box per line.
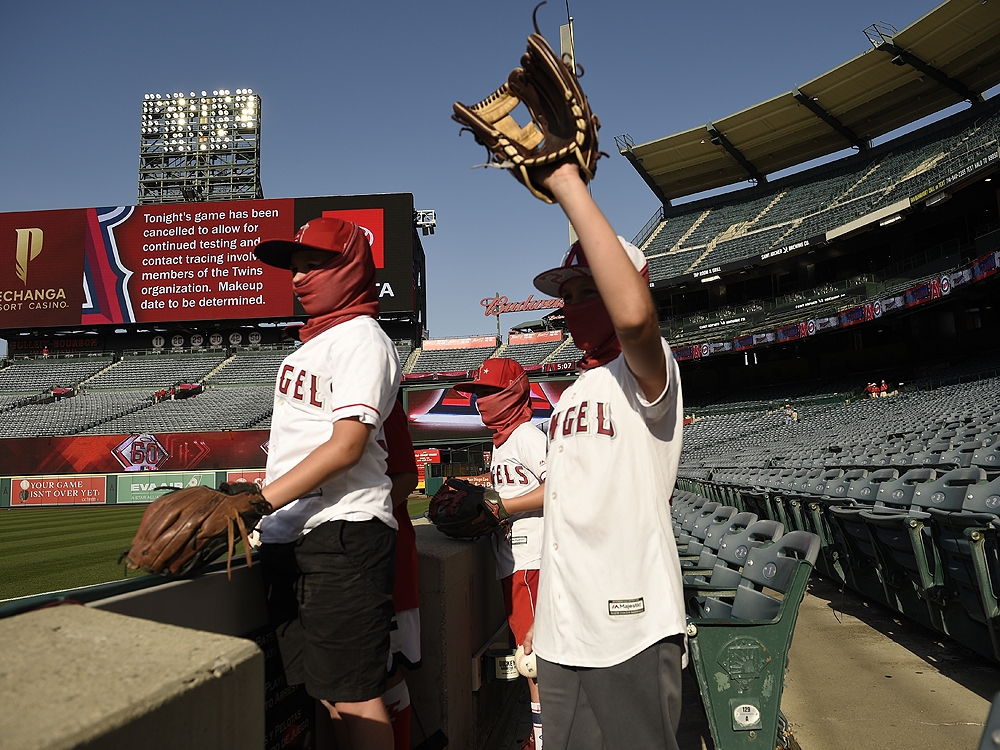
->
[879, 213, 904, 226]
[138, 88, 262, 204]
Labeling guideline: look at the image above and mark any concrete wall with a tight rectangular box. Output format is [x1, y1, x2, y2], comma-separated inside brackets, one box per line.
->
[0, 524, 521, 749]
[407, 525, 524, 750]
[0, 606, 263, 750]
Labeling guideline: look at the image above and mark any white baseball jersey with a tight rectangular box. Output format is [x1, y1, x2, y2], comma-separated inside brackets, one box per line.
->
[261, 316, 401, 544]
[489, 421, 547, 578]
[532, 339, 685, 669]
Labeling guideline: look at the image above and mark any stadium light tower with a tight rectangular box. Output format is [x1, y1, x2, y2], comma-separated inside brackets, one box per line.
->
[138, 89, 263, 204]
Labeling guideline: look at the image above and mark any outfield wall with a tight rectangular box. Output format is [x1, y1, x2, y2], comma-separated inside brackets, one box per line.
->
[0, 469, 266, 508]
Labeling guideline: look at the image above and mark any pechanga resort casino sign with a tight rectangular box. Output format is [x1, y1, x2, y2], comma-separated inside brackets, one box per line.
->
[0, 194, 418, 331]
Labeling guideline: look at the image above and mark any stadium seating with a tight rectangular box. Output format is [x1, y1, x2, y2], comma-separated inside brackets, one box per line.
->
[0, 355, 113, 393]
[205, 349, 291, 385]
[407, 345, 499, 374]
[685, 529, 819, 750]
[81, 386, 274, 434]
[86, 353, 227, 390]
[638, 99, 1000, 282]
[679, 370, 1000, 662]
[501, 338, 564, 367]
[0, 391, 153, 438]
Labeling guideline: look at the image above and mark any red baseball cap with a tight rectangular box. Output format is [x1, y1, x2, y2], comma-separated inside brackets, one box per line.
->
[254, 217, 361, 269]
[532, 236, 649, 297]
[453, 358, 525, 394]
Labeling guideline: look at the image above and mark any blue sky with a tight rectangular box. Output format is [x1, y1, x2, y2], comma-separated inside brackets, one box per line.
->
[0, 0, 959, 345]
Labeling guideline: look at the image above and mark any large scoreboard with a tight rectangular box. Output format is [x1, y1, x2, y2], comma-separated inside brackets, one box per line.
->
[0, 194, 422, 334]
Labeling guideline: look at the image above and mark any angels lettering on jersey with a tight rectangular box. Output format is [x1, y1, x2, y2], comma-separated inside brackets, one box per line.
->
[277, 364, 325, 409]
[492, 461, 538, 489]
[547, 400, 615, 441]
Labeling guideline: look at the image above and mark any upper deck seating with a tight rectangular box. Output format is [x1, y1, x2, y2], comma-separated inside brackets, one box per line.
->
[87, 353, 226, 390]
[0, 356, 113, 393]
[408, 344, 499, 374]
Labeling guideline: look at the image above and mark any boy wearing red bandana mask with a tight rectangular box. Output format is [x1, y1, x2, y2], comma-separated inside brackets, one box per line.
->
[522, 164, 686, 750]
[253, 217, 401, 750]
[455, 358, 546, 749]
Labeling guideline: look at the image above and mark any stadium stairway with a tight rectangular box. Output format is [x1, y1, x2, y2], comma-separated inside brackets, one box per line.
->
[77, 358, 120, 389]
[402, 346, 421, 375]
[201, 353, 238, 381]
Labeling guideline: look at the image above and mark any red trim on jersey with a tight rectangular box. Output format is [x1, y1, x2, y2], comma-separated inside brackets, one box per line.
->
[502, 569, 539, 646]
[330, 402, 382, 418]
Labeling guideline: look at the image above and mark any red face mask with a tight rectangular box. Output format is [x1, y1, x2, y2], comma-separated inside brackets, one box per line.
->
[293, 225, 379, 343]
[561, 296, 622, 370]
[475, 373, 534, 447]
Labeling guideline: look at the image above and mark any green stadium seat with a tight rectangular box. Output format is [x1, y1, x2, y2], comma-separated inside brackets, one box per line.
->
[685, 531, 819, 750]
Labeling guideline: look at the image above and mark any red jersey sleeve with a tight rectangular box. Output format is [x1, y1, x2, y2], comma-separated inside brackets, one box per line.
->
[384, 400, 418, 476]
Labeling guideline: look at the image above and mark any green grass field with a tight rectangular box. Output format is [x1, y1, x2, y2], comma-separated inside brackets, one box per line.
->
[0, 505, 150, 601]
[0, 496, 431, 602]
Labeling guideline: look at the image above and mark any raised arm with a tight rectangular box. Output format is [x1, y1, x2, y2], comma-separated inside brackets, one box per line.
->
[542, 164, 666, 400]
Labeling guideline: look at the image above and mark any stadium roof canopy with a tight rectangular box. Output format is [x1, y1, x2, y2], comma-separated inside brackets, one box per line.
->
[621, 0, 1000, 203]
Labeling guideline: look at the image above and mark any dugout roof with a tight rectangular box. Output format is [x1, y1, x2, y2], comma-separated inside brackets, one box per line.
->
[624, 0, 1000, 202]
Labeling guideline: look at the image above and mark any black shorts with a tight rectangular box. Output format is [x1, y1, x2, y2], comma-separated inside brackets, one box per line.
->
[259, 518, 396, 704]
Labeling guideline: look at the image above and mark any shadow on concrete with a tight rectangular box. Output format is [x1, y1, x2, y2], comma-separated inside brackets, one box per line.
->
[806, 575, 1000, 701]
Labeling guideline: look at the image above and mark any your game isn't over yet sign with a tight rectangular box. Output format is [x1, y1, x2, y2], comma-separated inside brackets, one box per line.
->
[0, 194, 417, 330]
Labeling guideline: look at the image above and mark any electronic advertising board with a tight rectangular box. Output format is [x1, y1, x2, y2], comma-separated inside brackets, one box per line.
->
[0, 194, 417, 331]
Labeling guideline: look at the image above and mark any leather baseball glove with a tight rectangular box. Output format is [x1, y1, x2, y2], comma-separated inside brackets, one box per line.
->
[428, 478, 510, 540]
[452, 2, 603, 203]
[120, 484, 272, 578]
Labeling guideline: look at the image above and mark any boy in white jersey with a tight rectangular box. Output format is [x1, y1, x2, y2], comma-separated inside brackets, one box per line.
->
[253, 217, 401, 750]
[522, 163, 686, 750]
[455, 357, 546, 749]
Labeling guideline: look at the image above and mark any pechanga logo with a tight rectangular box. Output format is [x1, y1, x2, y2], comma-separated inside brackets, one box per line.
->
[14, 228, 43, 285]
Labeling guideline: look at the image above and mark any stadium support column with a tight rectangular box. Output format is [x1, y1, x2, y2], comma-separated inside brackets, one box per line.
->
[706, 125, 766, 187]
[615, 134, 671, 208]
[792, 89, 870, 151]
[864, 25, 983, 107]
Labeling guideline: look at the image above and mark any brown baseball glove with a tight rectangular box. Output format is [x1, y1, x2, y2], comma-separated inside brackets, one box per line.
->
[120, 484, 272, 578]
[428, 478, 510, 541]
[452, 2, 603, 203]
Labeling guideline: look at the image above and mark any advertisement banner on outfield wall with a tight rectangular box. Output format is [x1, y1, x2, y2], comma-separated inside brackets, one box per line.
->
[116, 471, 217, 504]
[10, 474, 106, 506]
[226, 469, 267, 488]
[0, 430, 271, 476]
[0, 194, 417, 330]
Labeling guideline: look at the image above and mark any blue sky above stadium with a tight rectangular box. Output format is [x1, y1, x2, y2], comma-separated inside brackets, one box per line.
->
[1, 0, 980, 347]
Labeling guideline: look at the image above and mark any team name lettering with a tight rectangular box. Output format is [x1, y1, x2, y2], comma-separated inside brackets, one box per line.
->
[549, 401, 615, 440]
[277, 365, 325, 409]
[493, 462, 531, 486]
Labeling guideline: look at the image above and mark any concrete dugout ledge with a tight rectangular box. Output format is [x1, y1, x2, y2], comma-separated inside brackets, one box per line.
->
[0, 524, 521, 749]
[0, 605, 263, 750]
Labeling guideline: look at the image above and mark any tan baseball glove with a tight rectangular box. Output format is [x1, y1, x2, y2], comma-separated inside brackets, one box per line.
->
[453, 3, 603, 203]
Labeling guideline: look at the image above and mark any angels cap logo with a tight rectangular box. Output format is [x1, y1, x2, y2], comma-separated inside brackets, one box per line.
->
[359, 225, 375, 247]
[15, 228, 43, 286]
